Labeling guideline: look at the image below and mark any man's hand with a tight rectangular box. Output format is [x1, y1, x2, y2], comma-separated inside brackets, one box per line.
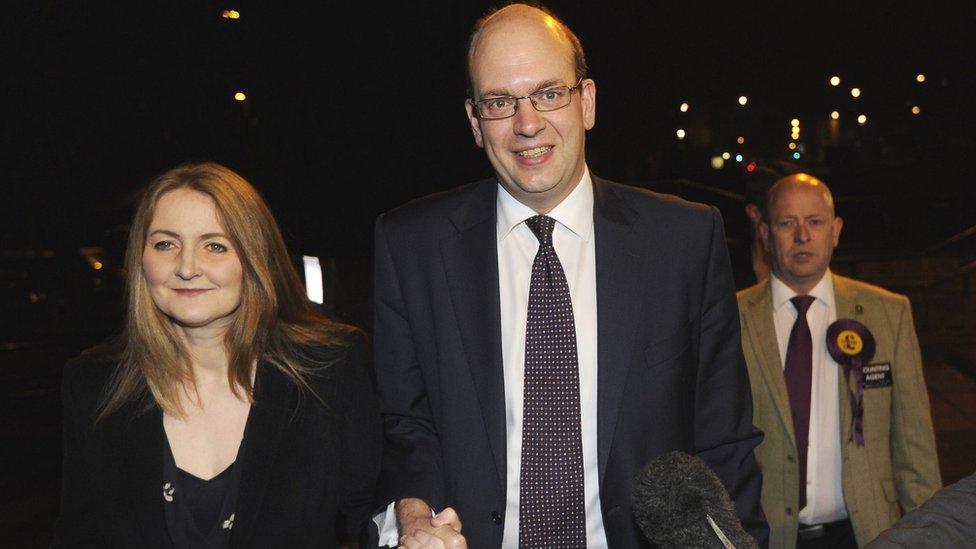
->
[396, 498, 466, 549]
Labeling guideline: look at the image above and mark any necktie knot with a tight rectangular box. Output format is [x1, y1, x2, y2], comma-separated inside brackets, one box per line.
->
[525, 215, 555, 247]
[791, 295, 815, 317]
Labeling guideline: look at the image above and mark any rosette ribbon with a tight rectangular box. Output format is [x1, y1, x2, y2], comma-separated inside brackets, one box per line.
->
[826, 319, 876, 446]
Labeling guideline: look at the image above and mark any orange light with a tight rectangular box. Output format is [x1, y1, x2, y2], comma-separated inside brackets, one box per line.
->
[911, 105, 921, 115]
[916, 73, 926, 83]
[788, 142, 797, 150]
[234, 91, 246, 101]
[830, 111, 840, 120]
[221, 9, 241, 19]
[851, 87, 861, 98]
[736, 136, 745, 145]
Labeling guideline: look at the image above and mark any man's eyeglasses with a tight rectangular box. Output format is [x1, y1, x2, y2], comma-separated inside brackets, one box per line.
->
[470, 78, 584, 120]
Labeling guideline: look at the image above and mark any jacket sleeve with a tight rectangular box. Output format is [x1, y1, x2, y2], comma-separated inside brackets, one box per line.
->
[694, 206, 769, 547]
[372, 214, 448, 512]
[889, 296, 942, 510]
[51, 359, 105, 548]
[335, 331, 385, 543]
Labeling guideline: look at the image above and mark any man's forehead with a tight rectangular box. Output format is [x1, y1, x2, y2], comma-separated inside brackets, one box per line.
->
[772, 184, 833, 212]
[470, 15, 574, 70]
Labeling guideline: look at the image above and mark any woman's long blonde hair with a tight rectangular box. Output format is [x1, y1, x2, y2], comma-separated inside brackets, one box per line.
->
[97, 162, 351, 421]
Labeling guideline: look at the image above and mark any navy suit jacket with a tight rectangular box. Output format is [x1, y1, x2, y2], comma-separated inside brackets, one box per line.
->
[374, 177, 768, 547]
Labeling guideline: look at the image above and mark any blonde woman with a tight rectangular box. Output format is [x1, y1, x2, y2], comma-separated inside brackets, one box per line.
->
[54, 163, 381, 548]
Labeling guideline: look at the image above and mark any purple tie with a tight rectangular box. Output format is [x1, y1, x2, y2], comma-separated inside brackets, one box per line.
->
[785, 295, 815, 510]
[519, 215, 586, 548]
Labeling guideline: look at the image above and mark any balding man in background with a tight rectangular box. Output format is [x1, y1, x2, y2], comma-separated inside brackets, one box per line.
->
[737, 174, 942, 548]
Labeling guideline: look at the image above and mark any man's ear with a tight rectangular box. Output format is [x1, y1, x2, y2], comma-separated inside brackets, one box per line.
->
[745, 203, 762, 224]
[580, 78, 596, 130]
[758, 221, 771, 252]
[464, 100, 484, 148]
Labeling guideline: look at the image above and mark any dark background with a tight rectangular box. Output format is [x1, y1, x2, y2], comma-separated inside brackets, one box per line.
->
[2, 2, 975, 546]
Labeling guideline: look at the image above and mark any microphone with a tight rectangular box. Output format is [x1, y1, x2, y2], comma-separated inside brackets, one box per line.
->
[632, 450, 757, 549]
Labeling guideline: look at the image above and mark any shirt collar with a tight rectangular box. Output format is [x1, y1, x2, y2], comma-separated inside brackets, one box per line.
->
[770, 270, 835, 312]
[496, 166, 594, 242]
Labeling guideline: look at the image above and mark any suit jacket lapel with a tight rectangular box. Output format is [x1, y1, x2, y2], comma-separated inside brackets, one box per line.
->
[592, 178, 647, 483]
[441, 180, 507, 491]
[742, 281, 797, 445]
[229, 365, 293, 548]
[108, 405, 170, 548]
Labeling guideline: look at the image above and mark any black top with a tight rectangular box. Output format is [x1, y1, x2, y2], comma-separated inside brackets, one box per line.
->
[52, 330, 383, 548]
[163, 428, 245, 549]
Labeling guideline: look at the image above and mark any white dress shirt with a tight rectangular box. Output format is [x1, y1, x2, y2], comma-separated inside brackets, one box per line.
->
[497, 167, 607, 548]
[374, 168, 608, 547]
[770, 271, 848, 525]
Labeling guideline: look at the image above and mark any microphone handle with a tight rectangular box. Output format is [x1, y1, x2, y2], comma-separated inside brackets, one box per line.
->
[706, 514, 735, 549]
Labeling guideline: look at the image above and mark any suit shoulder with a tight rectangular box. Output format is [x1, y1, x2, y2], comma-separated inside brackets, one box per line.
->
[600, 178, 716, 218]
[835, 274, 910, 306]
[736, 281, 766, 304]
[378, 179, 490, 229]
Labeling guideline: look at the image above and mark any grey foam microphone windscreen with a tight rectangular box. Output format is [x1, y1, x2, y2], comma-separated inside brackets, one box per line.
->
[632, 450, 757, 548]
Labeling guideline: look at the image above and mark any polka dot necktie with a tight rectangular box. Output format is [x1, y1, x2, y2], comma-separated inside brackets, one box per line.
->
[519, 215, 586, 548]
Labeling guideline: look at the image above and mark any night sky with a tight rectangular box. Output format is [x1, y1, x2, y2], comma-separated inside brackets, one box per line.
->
[4, 1, 975, 268]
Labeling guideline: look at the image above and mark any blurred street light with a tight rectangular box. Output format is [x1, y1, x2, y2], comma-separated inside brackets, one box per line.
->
[738, 96, 748, 106]
[829, 75, 841, 86]
[234, 92, 246, 101]
[851, 87, 861, 98]
[857, 114, 868, 125]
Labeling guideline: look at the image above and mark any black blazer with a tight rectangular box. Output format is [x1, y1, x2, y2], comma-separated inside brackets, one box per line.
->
[53, 333, 382, 548]
[373, 177, 769, 547]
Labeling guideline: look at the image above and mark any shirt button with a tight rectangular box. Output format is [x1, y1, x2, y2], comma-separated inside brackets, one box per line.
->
[786, 507, 793, 516]
[786, 455, 795, 463]
[490, 511, 503, 525]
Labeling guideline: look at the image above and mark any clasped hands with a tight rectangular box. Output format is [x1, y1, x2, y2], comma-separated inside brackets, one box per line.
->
[396, 498, 467, 549]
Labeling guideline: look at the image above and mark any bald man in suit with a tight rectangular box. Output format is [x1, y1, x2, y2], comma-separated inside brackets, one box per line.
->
[737, 174, 941, 548]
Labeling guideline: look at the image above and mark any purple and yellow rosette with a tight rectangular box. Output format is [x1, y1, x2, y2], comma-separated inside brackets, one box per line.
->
[826, 319, 876, 446]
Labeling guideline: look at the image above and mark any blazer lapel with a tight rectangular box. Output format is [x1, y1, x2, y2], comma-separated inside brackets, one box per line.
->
[440, 180, 507, 490]
[229, 365, 293, 548]
[742, 281, 797, 445]
[107, 405, 170, 548]
[592, 178, 648, 483]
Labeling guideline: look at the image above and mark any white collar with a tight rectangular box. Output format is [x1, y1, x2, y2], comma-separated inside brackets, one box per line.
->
[496, 166, 594, 243]
[770, 270, 835, 312]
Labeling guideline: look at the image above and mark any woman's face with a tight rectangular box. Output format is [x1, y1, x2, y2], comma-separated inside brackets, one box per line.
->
[142, 188, 244, 332]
